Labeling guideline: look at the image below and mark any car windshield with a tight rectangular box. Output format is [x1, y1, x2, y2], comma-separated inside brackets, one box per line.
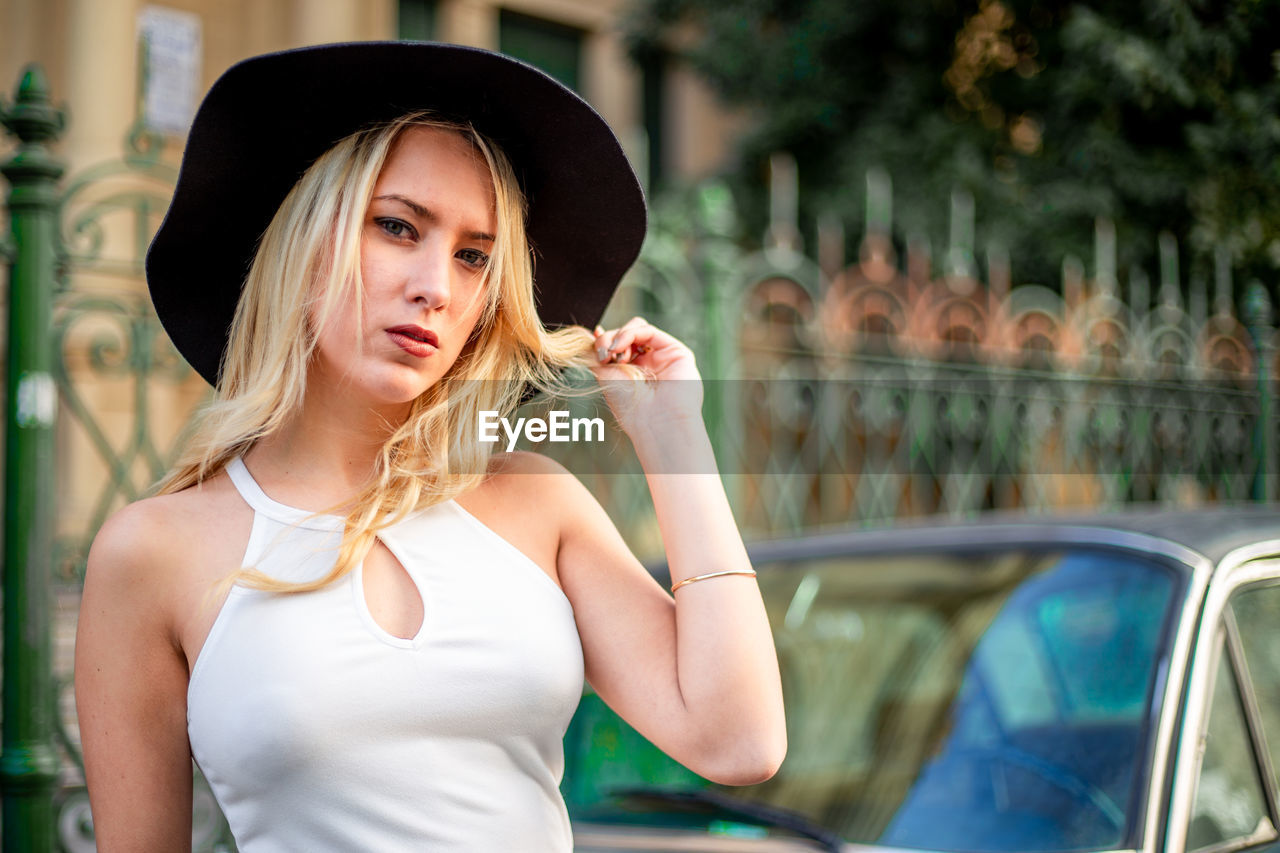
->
[566, 546, 1183, 852]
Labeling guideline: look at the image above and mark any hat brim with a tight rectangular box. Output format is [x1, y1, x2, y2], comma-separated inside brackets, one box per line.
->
[146, 41, 647, 386]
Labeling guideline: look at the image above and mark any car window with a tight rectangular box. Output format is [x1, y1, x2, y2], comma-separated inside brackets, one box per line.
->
[881, 551, 1175, 852]
[565, 546, 1183, 853]
[976, 561, 1173, 729]
[1187, 634, 1271, 851]
[1229, 583, 1280, 791]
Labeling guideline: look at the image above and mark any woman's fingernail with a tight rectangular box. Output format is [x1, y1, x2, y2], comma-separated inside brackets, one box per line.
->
[597, 347, 608, 361]
[594, 325, 605, 336]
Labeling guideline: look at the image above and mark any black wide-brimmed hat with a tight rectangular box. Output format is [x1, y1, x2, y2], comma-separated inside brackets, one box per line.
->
[146, 41, 647, 387]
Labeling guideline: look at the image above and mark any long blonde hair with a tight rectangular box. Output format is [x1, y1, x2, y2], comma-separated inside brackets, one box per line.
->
[158, 112, 596, 592]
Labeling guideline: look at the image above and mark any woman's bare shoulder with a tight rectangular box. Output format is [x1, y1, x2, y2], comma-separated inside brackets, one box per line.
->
[483, 448, 571, 476]
[453, 452, 593, 584]
[88, 470, 249, 587]
[477, 450, 591, 508]
[473, 451, 618, 541]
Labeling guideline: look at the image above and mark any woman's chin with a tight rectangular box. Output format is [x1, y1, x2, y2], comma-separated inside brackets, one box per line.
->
[360, 378, 435, 410]
[308, 367, 436, 416]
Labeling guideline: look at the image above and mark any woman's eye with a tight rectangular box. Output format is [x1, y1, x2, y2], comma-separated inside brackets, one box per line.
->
[376, 218, 415, 239]
[457, 248, 489, 268]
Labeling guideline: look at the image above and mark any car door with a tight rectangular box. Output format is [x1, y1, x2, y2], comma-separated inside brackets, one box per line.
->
[1168, 549, 1280, 853]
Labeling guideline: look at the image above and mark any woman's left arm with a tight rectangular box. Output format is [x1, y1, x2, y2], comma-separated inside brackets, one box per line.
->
[554, 318, 786, 786]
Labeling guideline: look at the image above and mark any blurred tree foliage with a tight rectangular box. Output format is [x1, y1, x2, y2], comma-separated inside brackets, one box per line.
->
[626, 0, 1280, 297]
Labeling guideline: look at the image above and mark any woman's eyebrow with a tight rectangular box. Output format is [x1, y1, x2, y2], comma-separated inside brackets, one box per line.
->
[373, 194, 495, 242]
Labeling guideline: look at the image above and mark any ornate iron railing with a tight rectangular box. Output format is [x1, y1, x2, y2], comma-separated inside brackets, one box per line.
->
[39, 113, 233, 853]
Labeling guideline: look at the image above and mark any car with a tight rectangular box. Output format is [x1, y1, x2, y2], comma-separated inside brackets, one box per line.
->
[565, 506, 1280, 853]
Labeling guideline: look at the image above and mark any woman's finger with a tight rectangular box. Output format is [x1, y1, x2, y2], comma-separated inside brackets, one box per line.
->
[593, 318, 680, 368]
[593, 325, 615, 362]
[603, 325, 653, 363]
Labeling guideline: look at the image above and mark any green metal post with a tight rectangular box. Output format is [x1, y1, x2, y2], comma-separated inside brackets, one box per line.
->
[0, 64, 66, 852]
[702, 252, 726, 460]
[1245, 282, 1275, 502]
[695, 183, 738, 468]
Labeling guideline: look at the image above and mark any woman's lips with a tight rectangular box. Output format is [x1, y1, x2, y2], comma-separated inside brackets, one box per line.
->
[386, 325, 438, 358]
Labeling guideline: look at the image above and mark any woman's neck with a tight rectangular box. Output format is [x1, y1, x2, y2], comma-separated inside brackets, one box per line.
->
[242, 375, 411, 511]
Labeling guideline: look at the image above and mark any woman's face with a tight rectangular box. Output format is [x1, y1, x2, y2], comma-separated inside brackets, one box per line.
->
[310, 125, 496, 412]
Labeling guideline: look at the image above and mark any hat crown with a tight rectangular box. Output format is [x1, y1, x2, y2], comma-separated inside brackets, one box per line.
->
[147, 41, 646, 386]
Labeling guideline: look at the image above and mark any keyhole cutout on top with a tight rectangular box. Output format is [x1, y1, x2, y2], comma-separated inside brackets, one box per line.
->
[362, 539, 424, 640]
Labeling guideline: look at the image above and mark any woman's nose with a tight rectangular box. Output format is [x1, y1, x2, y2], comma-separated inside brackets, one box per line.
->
[406, 242, 451, 309]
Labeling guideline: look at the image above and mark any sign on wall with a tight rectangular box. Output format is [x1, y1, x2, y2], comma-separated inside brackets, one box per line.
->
[136, 5, 202, 135]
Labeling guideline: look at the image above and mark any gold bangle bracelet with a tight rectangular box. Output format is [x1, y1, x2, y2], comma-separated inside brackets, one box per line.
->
[670, 569, 758, 593]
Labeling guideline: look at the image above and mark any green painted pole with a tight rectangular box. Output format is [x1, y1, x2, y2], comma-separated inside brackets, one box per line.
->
[696, 184, 737, 470]
[1245, 282, 1275, 503]
[702, 248, 726, 461]
[0, 64, 66, 852]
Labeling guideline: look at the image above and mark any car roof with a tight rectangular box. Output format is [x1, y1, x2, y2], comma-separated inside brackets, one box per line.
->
[734, 504, 1280, 570]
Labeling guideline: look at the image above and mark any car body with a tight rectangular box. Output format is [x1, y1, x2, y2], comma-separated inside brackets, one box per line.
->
[567, 506, 1280, 853]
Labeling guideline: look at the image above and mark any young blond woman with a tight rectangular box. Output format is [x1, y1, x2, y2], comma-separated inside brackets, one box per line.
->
[74, 43, 785, 851]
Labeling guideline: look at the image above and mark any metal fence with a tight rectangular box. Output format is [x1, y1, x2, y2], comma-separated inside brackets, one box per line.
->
[3, 64, 1277, 851]
[553, 166, 1276, 551]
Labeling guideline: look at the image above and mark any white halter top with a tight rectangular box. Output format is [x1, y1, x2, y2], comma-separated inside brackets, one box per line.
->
[186, 458, 585, 851]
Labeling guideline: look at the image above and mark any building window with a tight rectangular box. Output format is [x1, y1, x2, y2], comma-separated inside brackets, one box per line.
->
[398, 0, 436, 41]
[637, 46, 667, 189]
[498, 10, 583, 92]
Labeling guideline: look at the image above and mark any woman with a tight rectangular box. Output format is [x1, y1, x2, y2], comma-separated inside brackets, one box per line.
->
[75, 42, 785, 851]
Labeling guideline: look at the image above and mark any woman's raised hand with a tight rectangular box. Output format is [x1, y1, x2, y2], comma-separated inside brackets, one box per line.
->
[589, 317, 703, 440]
